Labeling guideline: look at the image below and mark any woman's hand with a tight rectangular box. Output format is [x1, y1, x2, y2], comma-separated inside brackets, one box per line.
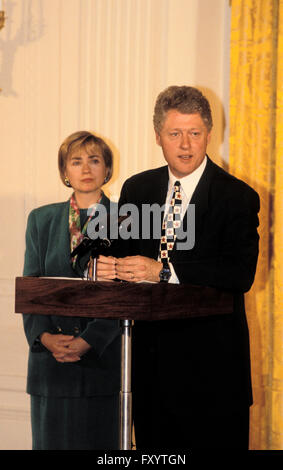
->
[40, 333, 91, 363]
[59, 337, 91, 362]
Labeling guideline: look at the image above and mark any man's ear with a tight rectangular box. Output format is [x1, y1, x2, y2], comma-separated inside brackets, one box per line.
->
[155, 131, 161, 146]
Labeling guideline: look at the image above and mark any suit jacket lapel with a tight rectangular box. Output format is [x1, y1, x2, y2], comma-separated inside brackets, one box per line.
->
[45, 201, 75, 277]
[189, 157, 213, 213]
[151, 166, 169, 207]
[174, 157, 216, 255]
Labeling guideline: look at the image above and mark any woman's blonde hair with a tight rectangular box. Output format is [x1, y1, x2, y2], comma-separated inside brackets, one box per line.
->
[58, 131, 113, 187]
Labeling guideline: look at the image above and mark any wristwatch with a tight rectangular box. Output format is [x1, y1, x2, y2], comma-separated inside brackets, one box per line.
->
[159, 260, 172, 283]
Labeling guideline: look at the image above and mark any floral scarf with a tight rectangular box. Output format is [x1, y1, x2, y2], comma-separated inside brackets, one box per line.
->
[69, 193, 101, 269]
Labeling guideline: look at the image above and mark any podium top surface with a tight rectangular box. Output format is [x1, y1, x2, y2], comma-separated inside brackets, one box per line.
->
[15, 276, 233, 321]
[15, 277, 233, 321]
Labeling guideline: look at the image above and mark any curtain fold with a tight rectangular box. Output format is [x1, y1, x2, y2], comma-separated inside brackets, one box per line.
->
[229, 0, 283, 450]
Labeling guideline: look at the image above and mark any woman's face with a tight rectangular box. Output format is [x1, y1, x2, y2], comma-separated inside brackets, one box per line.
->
[65, 145, 108, 198]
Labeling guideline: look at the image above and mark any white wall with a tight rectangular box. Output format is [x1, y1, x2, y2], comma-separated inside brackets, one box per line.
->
[0, 0, 230, 449]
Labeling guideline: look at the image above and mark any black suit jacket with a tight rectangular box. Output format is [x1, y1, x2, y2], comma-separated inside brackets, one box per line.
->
[118, 157, 259, 415]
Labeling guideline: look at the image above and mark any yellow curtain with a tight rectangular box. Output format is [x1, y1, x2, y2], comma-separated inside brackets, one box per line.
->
[230, 0, 283, 450]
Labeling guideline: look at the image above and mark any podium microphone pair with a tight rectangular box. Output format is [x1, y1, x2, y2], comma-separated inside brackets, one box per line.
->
[70, 214, 129, 260]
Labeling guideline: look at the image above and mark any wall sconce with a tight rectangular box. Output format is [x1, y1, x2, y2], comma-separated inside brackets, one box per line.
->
[0, 10, 5, 31]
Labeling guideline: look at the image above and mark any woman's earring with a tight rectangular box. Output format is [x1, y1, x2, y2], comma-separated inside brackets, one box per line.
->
[64, 176, 72, 187]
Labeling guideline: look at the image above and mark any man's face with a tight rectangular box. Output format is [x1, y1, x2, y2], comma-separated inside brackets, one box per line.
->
[155, 110, 211, 178]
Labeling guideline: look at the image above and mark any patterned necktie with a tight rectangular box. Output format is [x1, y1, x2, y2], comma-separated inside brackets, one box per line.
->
[159, 180, 182, 263]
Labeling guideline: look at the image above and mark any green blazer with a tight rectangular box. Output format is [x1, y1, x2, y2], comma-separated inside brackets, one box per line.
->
[23, 195, 121, 397]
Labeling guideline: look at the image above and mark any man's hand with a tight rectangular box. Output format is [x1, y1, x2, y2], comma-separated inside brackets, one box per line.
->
[96, 255, 117, 280]
[115, 256, 162, 283]
[96, 254, 162, 283]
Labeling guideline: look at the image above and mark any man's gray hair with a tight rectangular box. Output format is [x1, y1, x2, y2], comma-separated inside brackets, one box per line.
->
[153, 86, 213, 133]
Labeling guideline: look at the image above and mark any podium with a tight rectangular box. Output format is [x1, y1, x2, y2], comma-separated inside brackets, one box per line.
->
[15, 276, 233, 449]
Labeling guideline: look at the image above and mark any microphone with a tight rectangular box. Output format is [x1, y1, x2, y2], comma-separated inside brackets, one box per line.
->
[71, 214, 130, 259]
[71, 236, 111, 258]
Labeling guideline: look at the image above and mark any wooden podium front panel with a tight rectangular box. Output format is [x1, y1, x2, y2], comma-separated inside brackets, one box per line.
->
[15, 277, 152, 319]
[15, 277, 233, 321]
[150, 282, 234, 320]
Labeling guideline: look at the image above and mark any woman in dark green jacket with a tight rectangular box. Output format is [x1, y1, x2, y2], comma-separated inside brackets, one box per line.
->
[23, 131, 121, 450]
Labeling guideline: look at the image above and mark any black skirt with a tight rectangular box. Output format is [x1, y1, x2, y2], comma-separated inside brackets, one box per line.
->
[31, 394, 119, 450]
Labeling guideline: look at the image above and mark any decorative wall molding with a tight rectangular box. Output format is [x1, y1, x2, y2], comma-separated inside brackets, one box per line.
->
[0, 374, 30, 423]
[0, 279, 15, 297]
[0, 405, 30, 423]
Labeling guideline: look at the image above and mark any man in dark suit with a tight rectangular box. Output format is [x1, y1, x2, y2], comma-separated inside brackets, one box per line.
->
[98, 86, 260, 449]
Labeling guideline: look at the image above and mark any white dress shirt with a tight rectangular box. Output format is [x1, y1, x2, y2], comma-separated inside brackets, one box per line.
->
[164, 156, 208, 283]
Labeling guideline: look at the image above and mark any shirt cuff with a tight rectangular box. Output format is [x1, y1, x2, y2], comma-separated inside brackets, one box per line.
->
[168, 262, 179, 284]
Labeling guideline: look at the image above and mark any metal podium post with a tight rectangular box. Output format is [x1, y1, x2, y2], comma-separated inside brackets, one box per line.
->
[119, 319, 133, 450]
[91, 260, 133, 450]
